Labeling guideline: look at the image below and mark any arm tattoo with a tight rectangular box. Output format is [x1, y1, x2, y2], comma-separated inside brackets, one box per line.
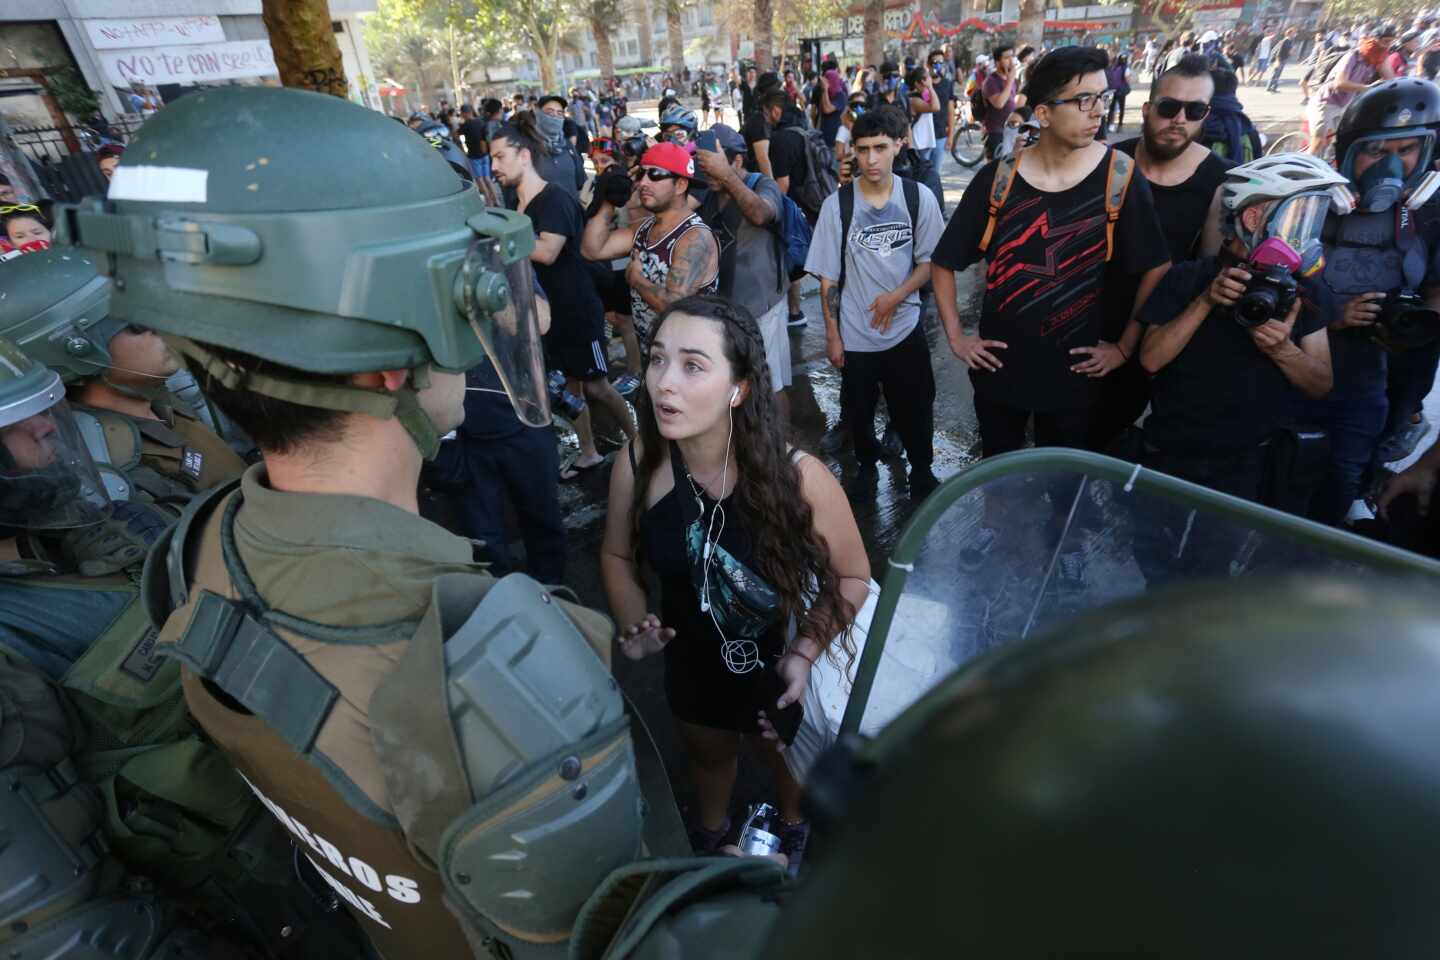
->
[824, 284, 841, 324]
[664, 230, 718, 301]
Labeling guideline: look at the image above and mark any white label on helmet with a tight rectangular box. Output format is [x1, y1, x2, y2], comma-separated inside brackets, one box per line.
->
[107, 165, 208, 203]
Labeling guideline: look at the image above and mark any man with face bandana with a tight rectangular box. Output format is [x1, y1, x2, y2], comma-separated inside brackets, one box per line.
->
[1137, 153, 1346, 502]
[1311, 78, 1440, 527]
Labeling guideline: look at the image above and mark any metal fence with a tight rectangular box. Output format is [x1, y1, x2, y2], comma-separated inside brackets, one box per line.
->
[12, 116, 147, 203]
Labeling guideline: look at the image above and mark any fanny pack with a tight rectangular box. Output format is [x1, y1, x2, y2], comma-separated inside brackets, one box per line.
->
[669, 442, 782, 645]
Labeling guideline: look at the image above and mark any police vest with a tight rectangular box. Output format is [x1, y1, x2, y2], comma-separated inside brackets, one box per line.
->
[149, 482, 651, 960]
[74, 403, 247, 503]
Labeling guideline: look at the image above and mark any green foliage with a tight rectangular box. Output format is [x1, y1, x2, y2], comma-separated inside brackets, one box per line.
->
[44, 67, 100, 118]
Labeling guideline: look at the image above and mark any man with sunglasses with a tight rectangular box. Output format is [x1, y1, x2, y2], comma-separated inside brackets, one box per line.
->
[1310, 79, 1440, 526]
[933, 46, 1169, 459]
[1094, 53, 1234, 453]
[581, 141, 720, 349]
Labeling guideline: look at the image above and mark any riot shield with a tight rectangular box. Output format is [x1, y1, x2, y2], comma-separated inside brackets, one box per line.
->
[838, 448, 1440, 739]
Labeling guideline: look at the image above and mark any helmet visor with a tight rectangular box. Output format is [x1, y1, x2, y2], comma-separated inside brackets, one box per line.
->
[0, 392, 109, 530]
[462, 237, 550, 427]
[1342, 130, 1436, 187]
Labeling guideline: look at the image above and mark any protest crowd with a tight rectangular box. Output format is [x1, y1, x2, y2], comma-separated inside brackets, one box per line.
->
[7, 10, 1440, 958]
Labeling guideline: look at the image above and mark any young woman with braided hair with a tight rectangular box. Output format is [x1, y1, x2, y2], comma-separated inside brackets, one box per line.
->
[600, 295, 870, 875]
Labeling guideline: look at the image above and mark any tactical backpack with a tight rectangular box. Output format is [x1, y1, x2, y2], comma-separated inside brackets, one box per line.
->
[978, 147, 1136, 261]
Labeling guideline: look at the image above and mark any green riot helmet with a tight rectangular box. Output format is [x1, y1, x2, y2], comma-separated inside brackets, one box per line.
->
[0, 337, 109, 529]
[54, 86, 549, 458]
[768, 577, 1440, 958]
[0, 246, 122, 383]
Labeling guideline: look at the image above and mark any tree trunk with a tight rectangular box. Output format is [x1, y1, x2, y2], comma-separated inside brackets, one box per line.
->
[1018, 0, 1045, 52]
[538, 47, 558, 93]
[666, 2, 685, 80]
[447, 25, 462, 105]
[413, 60, 433, 109]
[261, 0, 349, 98]
[753, 0, 774, 70]
[635, 0, 655, 67]
[864, 0, 884, 70]
[591, 15, 617, 84]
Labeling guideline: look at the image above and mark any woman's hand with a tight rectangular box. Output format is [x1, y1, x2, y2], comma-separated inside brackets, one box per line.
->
[775, 651, 813, 711]
[618, 614, 674, 660]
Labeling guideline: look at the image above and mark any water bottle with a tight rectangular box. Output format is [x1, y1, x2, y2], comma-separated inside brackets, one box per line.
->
[737, 802, 782, 857]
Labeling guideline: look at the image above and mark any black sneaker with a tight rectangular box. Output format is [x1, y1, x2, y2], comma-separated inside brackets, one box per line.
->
[778, 819, 810, 878]
[908, 468, 941, 500]
[879, 425, 905, 460]
[787, 311, 808, 330]
[688, 816, 731, 855]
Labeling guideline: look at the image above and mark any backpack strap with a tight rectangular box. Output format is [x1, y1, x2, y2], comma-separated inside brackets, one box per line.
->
[902, 177, 921, 270]
[1103, 147, 1136, 262]
[838, 181, 856, 294]
[978, 154, 1021, 255]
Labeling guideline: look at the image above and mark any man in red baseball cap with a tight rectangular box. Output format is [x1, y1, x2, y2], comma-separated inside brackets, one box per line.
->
[581, 141, 719, 347]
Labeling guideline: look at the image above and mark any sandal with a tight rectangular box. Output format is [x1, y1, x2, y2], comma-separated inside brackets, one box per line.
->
[560, 456, 605, 482]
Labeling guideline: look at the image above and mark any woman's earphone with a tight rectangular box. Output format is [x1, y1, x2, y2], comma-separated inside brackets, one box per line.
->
[730, 385, 740, 406]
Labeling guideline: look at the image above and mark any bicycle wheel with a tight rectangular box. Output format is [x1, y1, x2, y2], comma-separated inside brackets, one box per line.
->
[1265, 131, 1307, 156]
[951, 123, 985, 168]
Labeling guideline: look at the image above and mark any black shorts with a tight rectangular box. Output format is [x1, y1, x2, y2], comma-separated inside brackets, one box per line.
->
[544, 313, 609, 382]
[593, 262, 632, 317]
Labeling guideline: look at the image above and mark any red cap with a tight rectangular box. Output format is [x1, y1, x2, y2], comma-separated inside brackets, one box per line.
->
[639, 142, 695, 179]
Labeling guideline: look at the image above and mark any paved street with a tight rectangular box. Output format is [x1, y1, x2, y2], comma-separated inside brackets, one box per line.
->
[459, 75, 1339, 833]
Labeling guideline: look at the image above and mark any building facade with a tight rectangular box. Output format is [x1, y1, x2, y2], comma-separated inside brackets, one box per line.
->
[1, 0, 381, 136]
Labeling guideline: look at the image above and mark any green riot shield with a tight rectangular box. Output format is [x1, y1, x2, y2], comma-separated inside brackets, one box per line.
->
[838, 449, 1440, 740]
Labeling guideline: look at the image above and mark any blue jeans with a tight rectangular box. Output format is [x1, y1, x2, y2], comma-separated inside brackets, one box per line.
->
[469, 156, 490, 180]
[1305, 387, 1388, 526]
[928, 141, 946, 178]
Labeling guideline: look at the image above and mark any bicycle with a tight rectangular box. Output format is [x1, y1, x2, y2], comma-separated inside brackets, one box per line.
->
[950, 107, 985, 168]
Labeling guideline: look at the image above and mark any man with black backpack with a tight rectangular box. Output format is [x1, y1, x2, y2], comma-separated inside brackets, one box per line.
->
[805, 105, 945, 499]
[759, 87, 840, 327]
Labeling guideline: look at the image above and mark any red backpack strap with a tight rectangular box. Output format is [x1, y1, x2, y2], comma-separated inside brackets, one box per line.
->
[978, 154, 1021, 255]
[1103, 147, 1135, 262]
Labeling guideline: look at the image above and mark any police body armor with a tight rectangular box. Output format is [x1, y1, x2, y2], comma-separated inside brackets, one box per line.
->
[0, 653, 210, 960]
[1321, 204, 1433, 365]
[74, 402, 247, 505]
[147, 481, 648, 959]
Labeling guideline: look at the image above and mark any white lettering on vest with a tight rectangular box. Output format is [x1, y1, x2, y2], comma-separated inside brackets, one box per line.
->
[307, 854, 392, 929]
[236, 772, 424, 911]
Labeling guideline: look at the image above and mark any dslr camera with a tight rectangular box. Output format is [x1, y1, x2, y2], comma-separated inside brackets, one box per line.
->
[1232, 237, 1301, 328]
[1374, 289, 1440, 351]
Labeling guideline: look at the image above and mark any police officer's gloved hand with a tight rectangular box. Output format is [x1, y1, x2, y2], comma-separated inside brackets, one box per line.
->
[59, 500, 175, 576]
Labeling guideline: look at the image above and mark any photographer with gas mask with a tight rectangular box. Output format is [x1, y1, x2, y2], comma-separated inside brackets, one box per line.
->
[1138, 153, 1345, 502]
[1311, 78, 1440, 527]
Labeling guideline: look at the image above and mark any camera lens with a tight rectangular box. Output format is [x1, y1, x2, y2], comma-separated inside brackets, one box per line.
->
[1234, 290, 1277, 328]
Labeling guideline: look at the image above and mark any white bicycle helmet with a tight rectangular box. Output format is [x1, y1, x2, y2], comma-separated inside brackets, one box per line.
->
[1220, 153, 1356, 218]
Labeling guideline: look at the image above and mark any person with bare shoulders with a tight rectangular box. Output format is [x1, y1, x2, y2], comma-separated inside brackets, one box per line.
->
[581, 142, 720, 350]
[599, 296, 870, 878]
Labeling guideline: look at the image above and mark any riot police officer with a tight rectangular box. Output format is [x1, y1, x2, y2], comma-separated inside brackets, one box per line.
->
[60, 86, 657, 960]
[1, 246, 248, 502]
[1314, 78, 1440, 526]
[0, 339, 266, 959]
